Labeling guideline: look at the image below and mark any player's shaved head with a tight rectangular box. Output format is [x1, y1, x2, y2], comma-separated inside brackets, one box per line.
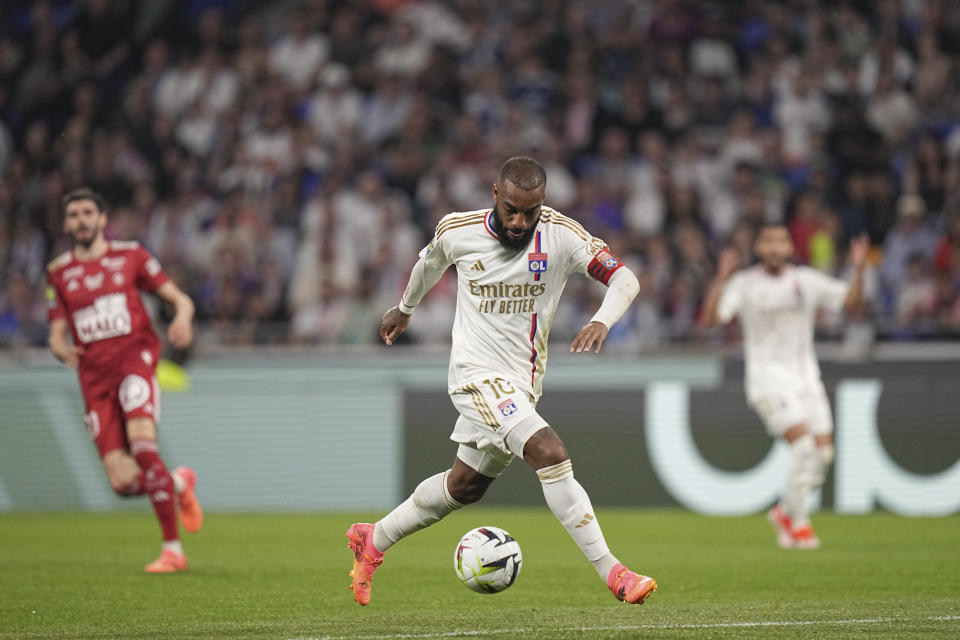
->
[498, 157, 547, 191]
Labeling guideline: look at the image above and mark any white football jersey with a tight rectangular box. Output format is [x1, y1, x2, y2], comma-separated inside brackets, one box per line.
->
[418, 207, 622, 401]
[717, 264, 849, 398]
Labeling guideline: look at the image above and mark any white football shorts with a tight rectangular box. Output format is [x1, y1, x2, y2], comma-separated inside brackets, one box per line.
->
[448, 376, 548, 478]
[748, 381, 833, 437]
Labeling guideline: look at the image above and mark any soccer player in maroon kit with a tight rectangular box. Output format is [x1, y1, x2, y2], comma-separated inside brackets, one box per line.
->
[46, 188, 203, 573]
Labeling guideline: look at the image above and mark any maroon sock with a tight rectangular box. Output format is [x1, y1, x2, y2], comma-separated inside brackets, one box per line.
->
[131, 439, 179, 543]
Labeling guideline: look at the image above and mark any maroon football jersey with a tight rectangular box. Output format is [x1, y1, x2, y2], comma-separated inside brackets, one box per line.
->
[46, 241, 169, 386]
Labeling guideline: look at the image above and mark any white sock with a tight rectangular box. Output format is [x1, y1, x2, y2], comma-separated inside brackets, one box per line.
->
[162, 540, 183, 555]
[537, 460, 618, 580]
[172, 470, 186, 495]
[373, 471, 463, 552]
[783, 434, 818, 528]
[812, 444, 835, 487]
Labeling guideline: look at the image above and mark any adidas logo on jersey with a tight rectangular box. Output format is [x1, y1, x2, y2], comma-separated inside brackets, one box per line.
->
[470, 260, 486, 272]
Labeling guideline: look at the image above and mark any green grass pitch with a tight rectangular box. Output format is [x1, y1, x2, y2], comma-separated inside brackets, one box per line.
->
[1, 509, 958, 639]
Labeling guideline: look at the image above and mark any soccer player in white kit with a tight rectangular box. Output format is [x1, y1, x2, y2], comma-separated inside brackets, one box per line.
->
[345, 157, 657, 606]
[701, 224, 869, 549]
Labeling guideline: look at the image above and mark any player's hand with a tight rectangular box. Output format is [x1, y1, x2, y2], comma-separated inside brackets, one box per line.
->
[716, 247, 740, 280]
[381, 306, 411, 346]
[168, 316, 193, 349]
[52, 343, 85, 368]
[570, 321, 608, 354]
[849, 233, 870, 270]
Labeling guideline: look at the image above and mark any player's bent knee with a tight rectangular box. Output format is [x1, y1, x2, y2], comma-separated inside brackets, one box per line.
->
[818, 444, 835, 466]
[448, 488, 483, 505]
[109, 478, 140, 496]
[522, 427, 569, 469]
[447, 476, 490, 505]
[446, 465, 494, 504]
[106, 465, 142, 496]
[103, 450, 142, 496]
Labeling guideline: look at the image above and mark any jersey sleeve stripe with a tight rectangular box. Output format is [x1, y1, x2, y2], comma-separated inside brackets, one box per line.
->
[436, 215, 486, 238]
[436, 214, 483, 235]
[546, 215, 590, 239]
[548, 210, 590, 236]
[547, 209, 589, 232]
[436, 212, 486, 233]
[540, 213, 590, 241]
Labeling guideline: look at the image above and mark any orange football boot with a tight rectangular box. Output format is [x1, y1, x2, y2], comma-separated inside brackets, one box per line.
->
[346, 523, 384, 606]
[145, 549, 187, 573]
[767, 504, 795, 549]
[791, 525, 821, 550]
[607, 563, 657, 604]
[173, 467, 203, 534]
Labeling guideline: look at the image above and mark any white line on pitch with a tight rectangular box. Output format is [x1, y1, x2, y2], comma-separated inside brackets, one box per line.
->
[292, 614, 960, 640]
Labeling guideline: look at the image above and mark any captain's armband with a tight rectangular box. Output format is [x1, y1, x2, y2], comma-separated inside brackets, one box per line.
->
[587, 248, 625, 285]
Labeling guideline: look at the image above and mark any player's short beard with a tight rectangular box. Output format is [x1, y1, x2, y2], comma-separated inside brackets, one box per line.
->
[71, 223, 102, 249]
[761, 255, 786, 274]
[492, 209, 538, 252]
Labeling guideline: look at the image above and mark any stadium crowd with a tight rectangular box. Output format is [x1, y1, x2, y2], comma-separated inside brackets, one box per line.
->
[2, 0, 960, 352]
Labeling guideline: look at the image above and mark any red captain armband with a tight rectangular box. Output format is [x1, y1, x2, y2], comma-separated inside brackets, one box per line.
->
[587, 248, 624, 285]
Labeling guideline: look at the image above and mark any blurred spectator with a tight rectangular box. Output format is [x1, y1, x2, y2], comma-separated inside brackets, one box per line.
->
[775, 72, 830, 167]
[880, 194, 939, 294]
[933, 273, 960, 334]
[268, 8, 329, 93]
[867, 71, 918, 148]
[894, 254, 937, 331]
[934, 214, 960, 276]
[306, 64, 361, 145]
[375, 19, 430, 79]
[70, 0, 132, 82]
[904, 133, 949, 216]
[291, 278, 351, 344]
[788, 191, 821, 265]
[0, 271, 47, 347]
[361, 73, 413, 147]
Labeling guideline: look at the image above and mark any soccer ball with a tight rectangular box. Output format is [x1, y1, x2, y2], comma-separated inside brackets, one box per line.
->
[454, 526, 522, 594]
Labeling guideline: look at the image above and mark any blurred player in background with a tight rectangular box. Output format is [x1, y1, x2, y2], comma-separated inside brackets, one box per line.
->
[701, 225, 869, 548]
[346, 157, 656, 606]
[46, 188, 203, 572]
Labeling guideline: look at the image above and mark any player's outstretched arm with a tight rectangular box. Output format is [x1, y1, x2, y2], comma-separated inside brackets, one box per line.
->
[155, 281, 195, 349]
[380, 306, 412, 346]
[382, 246, 451, 345]
[842, 233, 870, 313]
[571, 267, 640, 354]
[49, 318, 84, 367]
[700, 247, 740, 327]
